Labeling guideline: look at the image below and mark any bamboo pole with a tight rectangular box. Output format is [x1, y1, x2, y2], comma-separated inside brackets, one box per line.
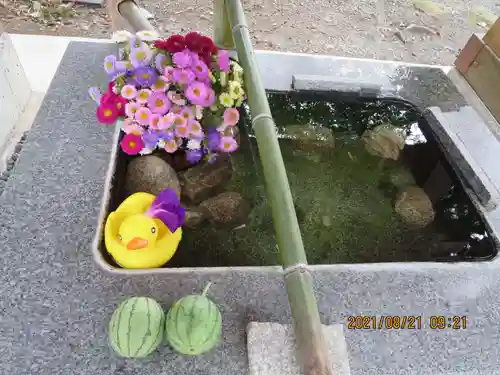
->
[222, 1, 332, 374]
[106, 0, 155, 33]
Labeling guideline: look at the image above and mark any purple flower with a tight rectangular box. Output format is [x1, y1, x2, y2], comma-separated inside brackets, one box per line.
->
[104, 55, 117, 74]
[115, 60, 129, 72]
[186, 149, 204, 164]
[145, 188, 185, 233]
[135, 66, 158, 87]
[217, 50, 230, 72]
[88, 87, 102, 105]
[158, 129, 175, 141]
[207, 127, 221, 151]
[172, 50, 192, 68]
[155, 53, 168, 73]
[142, 130, 161, 149]
[130, 42, 153, 68]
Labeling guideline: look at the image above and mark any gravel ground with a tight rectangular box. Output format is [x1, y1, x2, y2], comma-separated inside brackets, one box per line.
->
[0, 0, 499, 65]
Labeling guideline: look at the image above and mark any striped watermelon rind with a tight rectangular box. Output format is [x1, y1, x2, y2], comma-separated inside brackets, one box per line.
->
[165, 294, 222, 356]
[108, 296, 165, 358]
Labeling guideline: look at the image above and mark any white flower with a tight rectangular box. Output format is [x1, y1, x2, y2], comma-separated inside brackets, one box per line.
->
[112, 30, 133, 43]
[187, 139, 202, 150]
[136, 30, 160, 42]
[157, 139, 166, 148]
[231, 60, 243, 74]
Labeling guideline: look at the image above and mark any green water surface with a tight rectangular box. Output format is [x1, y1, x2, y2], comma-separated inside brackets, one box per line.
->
[170, 92, 495, 267]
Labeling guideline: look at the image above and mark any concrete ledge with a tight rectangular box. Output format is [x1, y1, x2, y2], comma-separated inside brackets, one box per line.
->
[0, 33, 114, 173]
[247, 322, 351, 375]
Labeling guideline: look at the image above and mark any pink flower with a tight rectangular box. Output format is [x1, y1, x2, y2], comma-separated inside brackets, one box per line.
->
[179, 106, 194, 122]
[136, 89, 152, 104]
[201, 88, 216, 107]
[121, 118, 144, 135]
[135, 106, 152, 125]
[189, 120, 204, 138]
[219, 136, 238, 152]
[163, 66, 175, 82]
[223, 108, 240, 126]
[96, 103, 119, 124]
[148, 92, 171, 115]
[175, 124, 189, 138]
[173, 68, 195, 85]
[120, 84, 137, 100]
[164, 139, 179, 153]
[125, 101, 141, 118]
[158, 112, 176, 130]
[217, 50, 230, 72]
[172, 50, 192, 68]
[185, 82, 209, 106]
[149, 114, 161, 129]
[191, 59, 209, 80]
[167, 91, 186, 106]
[173, 115, 187, 129]
[120, 133, 144, 155]
[151, 76, 170, 92]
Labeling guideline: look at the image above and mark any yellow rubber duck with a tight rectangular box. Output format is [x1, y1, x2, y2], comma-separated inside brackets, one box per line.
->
[104, 188, 185, 269]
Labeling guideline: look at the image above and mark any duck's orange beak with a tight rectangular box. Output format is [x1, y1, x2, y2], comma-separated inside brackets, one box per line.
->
[127, 237, 148, 250]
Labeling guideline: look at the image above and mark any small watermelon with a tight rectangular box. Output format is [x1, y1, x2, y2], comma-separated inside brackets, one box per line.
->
[165, 282, 222, 355]
[108, 296, 165, 358]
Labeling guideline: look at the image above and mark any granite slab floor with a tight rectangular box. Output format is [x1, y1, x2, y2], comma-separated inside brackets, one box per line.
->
[1, 41, 500, 375]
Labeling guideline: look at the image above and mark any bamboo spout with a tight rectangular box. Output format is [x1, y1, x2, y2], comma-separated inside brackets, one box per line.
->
[106, 0, 155, 32]
[223, 0, 332, 374]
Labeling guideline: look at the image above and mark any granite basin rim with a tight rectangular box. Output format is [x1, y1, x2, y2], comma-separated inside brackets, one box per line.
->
[92, 50, 500, 275]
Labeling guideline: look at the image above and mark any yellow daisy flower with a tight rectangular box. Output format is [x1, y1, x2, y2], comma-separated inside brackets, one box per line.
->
[219, 93, 234, 108]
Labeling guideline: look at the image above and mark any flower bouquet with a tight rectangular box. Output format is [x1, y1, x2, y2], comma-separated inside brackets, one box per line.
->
[88, 30, 245, 164]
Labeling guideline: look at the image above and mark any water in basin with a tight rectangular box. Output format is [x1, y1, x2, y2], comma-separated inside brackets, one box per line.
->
[168, 91, 496, 267]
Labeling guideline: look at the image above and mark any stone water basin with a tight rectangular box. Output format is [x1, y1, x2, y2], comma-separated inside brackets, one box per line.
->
[94, 91, 497, 271]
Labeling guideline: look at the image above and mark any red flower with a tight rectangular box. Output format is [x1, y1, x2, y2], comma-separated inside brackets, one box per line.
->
[154, 34, 186, 53]
[114, 95, 128, 117]
[198, 35, 217, 55]
[185, 32, 202, 51]
[200, 53, 213, 66]
[100, 90, 116, 105]
[96, 103, 118, 125]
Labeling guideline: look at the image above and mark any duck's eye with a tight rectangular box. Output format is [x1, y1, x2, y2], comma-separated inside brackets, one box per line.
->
[118, 234, 123, 241]
[151, 227, 156, 233]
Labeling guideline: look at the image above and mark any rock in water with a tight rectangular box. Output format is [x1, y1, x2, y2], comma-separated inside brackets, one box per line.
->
[388, 166, 416, 188]
[125, 155, 181, 197]
[199, 192, 249, 225]
[285, 124, 335, 152]
[179, 154, 233, 204]
[394, 185, 435, 228]
[362, 124, 405, 160]
[108, 297, 165, 358]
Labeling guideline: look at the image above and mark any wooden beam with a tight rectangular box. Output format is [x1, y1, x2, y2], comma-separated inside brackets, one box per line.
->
[483, 18, 500, 57]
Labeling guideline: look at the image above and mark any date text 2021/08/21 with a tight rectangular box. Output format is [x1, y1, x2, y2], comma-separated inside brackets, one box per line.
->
[346, 315, 468, 330]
